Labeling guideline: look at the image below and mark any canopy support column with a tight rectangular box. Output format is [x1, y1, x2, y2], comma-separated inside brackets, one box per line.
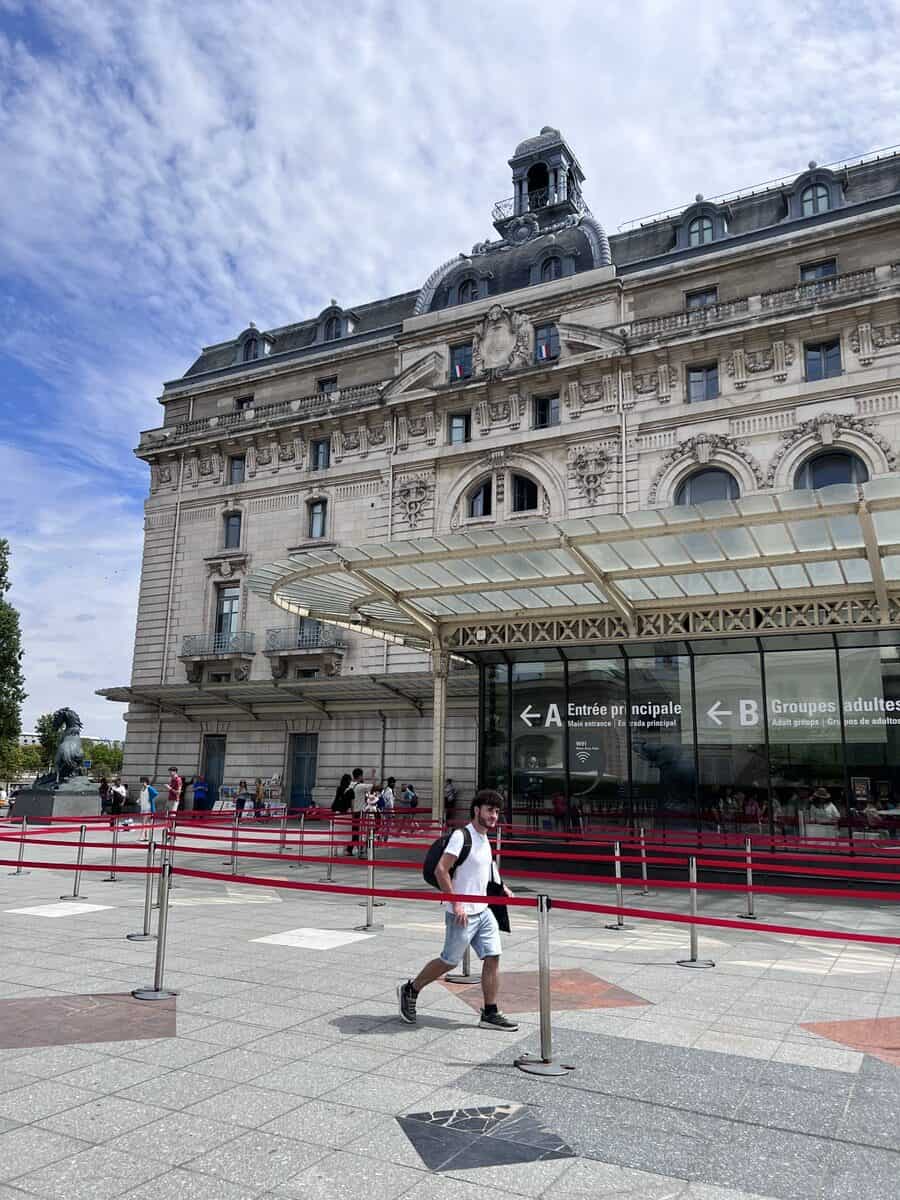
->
[432, 649, 449, 825]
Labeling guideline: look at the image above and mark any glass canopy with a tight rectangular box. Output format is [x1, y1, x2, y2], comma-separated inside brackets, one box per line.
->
[248, 478, 900, 646]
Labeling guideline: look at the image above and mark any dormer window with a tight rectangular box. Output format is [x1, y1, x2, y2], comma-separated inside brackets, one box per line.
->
[323, 316, 341, 341]
[458, 278, 479, 305]
[801, 183, 830, 216]
[688, 216, 713, 247]
[540, 256, 562, 282]
[242, 338, 259, 362]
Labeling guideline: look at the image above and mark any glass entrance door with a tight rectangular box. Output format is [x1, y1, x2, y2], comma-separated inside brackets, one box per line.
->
[288, 733, 318, 809]
[201, 735, 226, 807]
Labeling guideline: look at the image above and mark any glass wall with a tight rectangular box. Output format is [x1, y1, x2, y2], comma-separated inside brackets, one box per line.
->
[478, 633, 900, 838]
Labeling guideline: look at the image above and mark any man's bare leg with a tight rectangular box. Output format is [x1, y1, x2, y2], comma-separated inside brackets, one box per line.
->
[481, 955, 499, 1007]
[413, 957, 452, 992]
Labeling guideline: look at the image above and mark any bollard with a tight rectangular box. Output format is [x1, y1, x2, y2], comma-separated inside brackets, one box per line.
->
[102, 820, 120, 882]
[320, 815, 337, 882]
[128, 840, 158, 942]
[60, 824, 87, 899]
[154, 835, 169, 910]
[132, 862, 177, 1000]
[223, 806, 239, 871]
[290, 812, 306, 871]
[8, 815, 30, 876]
[279, 804, 290, 853]
[446, 944, 481, 986]
[634, 827, 655, 897]
[677, 856, 715, 969]
[515, 895, 575, 1077]
[354, 826, 383, 932]
[737, 835, 757, 919]
[605, 841, 633, 930]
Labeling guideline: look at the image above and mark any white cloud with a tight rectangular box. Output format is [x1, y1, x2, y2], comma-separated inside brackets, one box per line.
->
[0, 0, 898, 735]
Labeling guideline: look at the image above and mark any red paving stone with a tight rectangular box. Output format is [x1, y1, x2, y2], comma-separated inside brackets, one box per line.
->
[0, 992, 176, 1049]
[801, 1016, 900, 1068]
[442, 968, 651, 1013]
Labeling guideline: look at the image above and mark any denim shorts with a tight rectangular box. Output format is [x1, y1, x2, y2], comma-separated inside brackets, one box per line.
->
[439, 908, 501, 966]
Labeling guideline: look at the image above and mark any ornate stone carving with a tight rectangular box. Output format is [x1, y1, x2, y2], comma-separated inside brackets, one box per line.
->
[489, 400, 511, 423]
[233, 662, 251, 683]
[505, 214, 540, 244]
[395, 475, 432, 528]
[647, 433, 764, 504]
[369, 423, 388, 446]
[851, 321, 900, 366]
[568, 443, 611, 506]
[205, 554, 249, 579]
[277, 442, 294, 462]
[256, 446, 273, 466]
[342, 430, 360, 452]
[726, 342, 795, 388]
[471, 304, 532, 376]
[185, 662, 203, 684]
[270, 657, 289, 680]
[633, 366, 676, 396]
[407, 415, 426, 437]
[765, 412, 896, 486]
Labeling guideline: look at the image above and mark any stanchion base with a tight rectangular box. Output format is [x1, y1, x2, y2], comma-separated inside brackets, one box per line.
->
[59, 894, 87, 900]
[289, 863, 306, 870]
[131, 987, 178, 1001]
[126, 933, 157, 942]
[8, 870, 30, 876]
[736, 913, 757, 920]
[445, 973, 481, 985]
[605, 922, 635, 930]
[356, 900, 386, 908]
[633, 889, 656, 897]
[514, 1054, 575, 1077]
[354, 923, 383, 932]
[102, 877, 118, 883]
[676, 958, 716, 969]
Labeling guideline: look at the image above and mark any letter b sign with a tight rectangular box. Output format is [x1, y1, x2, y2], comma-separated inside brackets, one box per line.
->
[739, 699, 759, 727]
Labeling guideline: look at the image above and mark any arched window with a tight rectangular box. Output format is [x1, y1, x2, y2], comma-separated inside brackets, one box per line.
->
[688, 216, 713, 247]
[674, 468, 739, 506]
[457, 278, 479, 305]
[323, 316, 341, 341]
[801, 183, 830, 216]
[242, 338, 259, 362]
[794, 451, 868, 490]
[540, 256, 562, 282]
[468, 479, 492, 518]
[512, 475, 539, 513]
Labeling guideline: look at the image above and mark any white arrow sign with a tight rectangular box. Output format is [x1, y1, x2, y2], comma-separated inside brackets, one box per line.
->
[707, 701, 733, 727]
[520, 705, 540, 727]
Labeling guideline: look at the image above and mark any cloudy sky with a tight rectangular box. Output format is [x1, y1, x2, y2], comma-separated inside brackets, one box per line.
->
[1, 0, 899, 738]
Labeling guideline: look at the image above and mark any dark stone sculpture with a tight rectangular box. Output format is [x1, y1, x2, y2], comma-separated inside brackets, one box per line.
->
[32, 708, 91, 792]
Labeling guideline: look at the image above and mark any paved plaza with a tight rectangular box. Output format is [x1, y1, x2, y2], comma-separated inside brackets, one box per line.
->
[0, 828, 898, 1199]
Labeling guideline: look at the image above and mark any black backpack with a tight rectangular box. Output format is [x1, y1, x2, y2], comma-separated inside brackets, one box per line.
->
[423, 826, 471, 887]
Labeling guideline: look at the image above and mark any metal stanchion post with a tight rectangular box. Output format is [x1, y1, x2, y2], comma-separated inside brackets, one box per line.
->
[354, 826, 383, 932]
[60, 824, 87, 899]
[495, 824, 503, 876]
[515, 895, 574, 1077]
[279, 804, 290, 853]
[103, 819, 119, 882]
[446, 944, 481, 985]
[9, 815, 30, 876]
[290, 812, 306, 870]
[223, 806, 239, 871]
[154, 835, 169, 910]
[606, 840, 633, 929]
[132, 862, 177, 1000]
[634, 826, 655, 897]
[128, 840, 158, 941]
[738, 835, 757, 919]
[320, 815, 336, 882]
[677, 855, 715, 969]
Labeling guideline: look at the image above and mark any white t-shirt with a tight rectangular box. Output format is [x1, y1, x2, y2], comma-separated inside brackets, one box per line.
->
[351, 781, 369, 813]
[381, 786, 395, 811]
[443, 822, 492, 915]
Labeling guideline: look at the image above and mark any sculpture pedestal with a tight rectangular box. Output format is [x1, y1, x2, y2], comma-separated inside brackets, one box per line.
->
[13, 785, 100, 822]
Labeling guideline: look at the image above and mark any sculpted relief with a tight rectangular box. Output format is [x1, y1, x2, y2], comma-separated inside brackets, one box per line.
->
[472, 305, 532, 376]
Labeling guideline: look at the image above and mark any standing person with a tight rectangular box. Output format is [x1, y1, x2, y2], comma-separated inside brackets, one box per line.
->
[235, 779, 251, 820]
[345, 767, 368, 856]
[108, 777, 127, 829]
[98, 775, 110, 814]
[398, 790, 517, 1030]
[332, 773, 353, 813]
[253, 778, 266, 820]
[138, 776, 158, 841]
[444, 778, 458, 818]
[380, 776, 396, 843]
[166, 767, 183, 818]
[191, 774, 209, 814]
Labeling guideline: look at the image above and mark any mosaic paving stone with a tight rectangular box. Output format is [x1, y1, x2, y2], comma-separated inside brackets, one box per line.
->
[396, 1103, 575, 1171]
[801, 1016, 900, 1068]
[442, 968, 651, 1013]
[0, 992, 176, 1049]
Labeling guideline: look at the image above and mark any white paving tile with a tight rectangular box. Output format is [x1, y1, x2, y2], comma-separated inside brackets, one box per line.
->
[4, 902, 113, 918]
[251, 927, 375, 950]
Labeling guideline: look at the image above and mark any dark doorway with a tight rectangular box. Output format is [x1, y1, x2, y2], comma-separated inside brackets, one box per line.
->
[201, 735, 226, 807]
[289, 733, 319, 809]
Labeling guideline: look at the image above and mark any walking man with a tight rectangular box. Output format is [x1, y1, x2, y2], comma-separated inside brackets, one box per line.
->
[398, 790, 518, 1030]
[345, 767, 368, 856]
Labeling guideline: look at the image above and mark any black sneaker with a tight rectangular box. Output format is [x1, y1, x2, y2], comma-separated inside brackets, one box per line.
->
[398, 980, 418, 1024]
[479, 1009, 519, 1031]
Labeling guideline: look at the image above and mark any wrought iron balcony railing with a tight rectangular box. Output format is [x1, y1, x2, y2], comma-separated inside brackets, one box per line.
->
[181, 631, 255, 657]
[265, 625, 345, 652]
[491, 186, 589, 224]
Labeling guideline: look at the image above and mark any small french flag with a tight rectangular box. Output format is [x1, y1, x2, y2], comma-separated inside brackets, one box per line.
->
[538, 342, 549, 360]
[455, 363, 465, 378]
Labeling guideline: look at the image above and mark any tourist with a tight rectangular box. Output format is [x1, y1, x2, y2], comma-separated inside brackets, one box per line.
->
[254, 778, 266, 820]
[809, 788, 841, 823]
[398, 789, 517, 1030]
[402, 782, 418, 808]
[166, 767, 182, 815]
[235, 779, 251, 820]
[332, 773, 353, 813]
[191, 773, 209, 813]
[345, 767, 368, 856]
[444, 778, 458, 815]
[108, 776, 127, 829]
[98, 775, 110, 813]
[138, 776, 158, 841]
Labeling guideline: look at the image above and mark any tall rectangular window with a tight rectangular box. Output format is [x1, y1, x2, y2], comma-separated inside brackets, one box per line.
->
[534, 323, 560, 362]
[317, 376, 338, 394]
[805, 338, 842, 381]
[223, 513, 242, 549]
[533, 394, 560, 429]
[685, 287, 718, 310]
[800, 258, 837, 282]
[311, 438, 330, 470]
[308, 500, 327, 539]
[235, 395, 254, 410]
[687, 362, 719, 403]
[215, 585, 240, 648]
[449, 412, 471, 445]
[449, 343, 473, 381]
[228, 456, 246, 485]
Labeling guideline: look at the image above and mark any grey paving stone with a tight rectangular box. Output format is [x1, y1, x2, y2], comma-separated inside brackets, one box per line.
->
[384, 1175, 520, 1200]
[325, 1076, 437, 1114]
[735, 1081, 850, 1135]
[546, 1157, 693, 1199]
[823, 1140, 900, 1200]
[119, 1168, 266, 1199]
[240, 1030, 335, 1061]
[184, 1084, 307, 1128]
[701, 1124, 831, 1200]
[104, 1111, 240, 1167]
[186, 1047, 288, 1083]
[113, 1071, 234, 1111]
[187, 1130, 327, 1190]
[12, 1046, 110, 1079]
[0, 1123, 90, 1180]
[264, 1148, 423, 1199]
[36, 1095, 166, 1144]
[11, 1146, 165, 1200]
[120, 1040, 220, 1069]
[250, 1061, 360, 1099]
[1, 1079, 100, 1122]
[178, 1019, 271, 1049]
[58, 1059, 166, 1095]
[261, 1099, 377, 1148]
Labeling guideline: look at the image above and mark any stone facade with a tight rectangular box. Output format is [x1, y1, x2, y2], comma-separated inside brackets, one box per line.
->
[106, 132, 900, 808]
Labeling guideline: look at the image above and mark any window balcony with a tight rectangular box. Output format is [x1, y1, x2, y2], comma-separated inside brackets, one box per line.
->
[181, 631, 255, 657]
[263, 624, 345, 680]
[760, 267, 878, 312]
[628, 298, 750, 341]
[265, 625, 344, 652]
[491, 186, 589, 225]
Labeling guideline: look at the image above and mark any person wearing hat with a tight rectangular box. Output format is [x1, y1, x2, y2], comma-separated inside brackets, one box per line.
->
[809, 788, 840, 823]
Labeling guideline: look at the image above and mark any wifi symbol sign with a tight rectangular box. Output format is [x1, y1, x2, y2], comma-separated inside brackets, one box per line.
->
[575, 750, 592, 764]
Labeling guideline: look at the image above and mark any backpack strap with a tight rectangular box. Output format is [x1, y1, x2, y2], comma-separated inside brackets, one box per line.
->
[455, 825, 472, 871]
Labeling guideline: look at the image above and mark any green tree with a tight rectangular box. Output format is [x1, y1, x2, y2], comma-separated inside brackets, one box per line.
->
[17, 744, 44, 775]
[35, 712, 60, 771]
[83, 740, 124, 776]
[0, 540, 26, 779]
